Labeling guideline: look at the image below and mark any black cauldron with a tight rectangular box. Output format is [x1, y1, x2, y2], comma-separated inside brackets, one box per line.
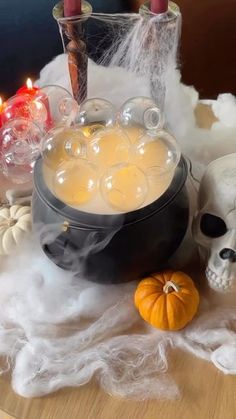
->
[32, 157, 189, 284]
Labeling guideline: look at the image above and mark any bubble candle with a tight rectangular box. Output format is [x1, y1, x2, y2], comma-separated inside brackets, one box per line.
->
[1, 79, 53, 130]
[16, 78, 39, 97]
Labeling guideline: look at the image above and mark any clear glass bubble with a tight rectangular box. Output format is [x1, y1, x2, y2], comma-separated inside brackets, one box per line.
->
[53, 159, 98, 206]
[120, 125, 145, 145]
[28, 99, 48, 124]
[0, 86, 77, 133]
[41, 126, 87, 170]
[101, 163, 148, 212]
[1, 94, 33, 126]
[87, 128, 131, 170]
[0, 154, 35, 185]
[58, 96, 76, 118]
[0, 118, 42, 184]
[131, 129, 181, 181]
[143, 106, 163, 131]
[119, 96, 164, 132]
[64, 134, 87, 159]
[77, 98, 116, 128]
[38, 85, 79, 128]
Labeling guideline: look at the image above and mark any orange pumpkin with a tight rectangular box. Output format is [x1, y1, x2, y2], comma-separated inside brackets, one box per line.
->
[134, 271, 200, 331]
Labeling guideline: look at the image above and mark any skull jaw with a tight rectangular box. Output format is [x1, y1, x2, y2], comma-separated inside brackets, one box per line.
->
[206, 266, 236, 293]
[197, 245, 236, 293]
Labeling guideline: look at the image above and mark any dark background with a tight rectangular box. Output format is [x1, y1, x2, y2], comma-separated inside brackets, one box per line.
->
[175, 0, 236, 99]
[0, 0, 235, 100]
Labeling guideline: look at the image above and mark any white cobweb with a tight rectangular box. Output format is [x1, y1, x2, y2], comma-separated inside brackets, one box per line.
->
[1, 239, 236, 399]
[1, 12, 236, 399]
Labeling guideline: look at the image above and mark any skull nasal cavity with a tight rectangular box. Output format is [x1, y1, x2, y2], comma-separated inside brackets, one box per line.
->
[219, 248, 236, 262]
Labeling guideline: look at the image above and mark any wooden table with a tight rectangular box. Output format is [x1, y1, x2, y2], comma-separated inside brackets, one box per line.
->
[1, 104, 235, 419]
[1, 350, 236, 419]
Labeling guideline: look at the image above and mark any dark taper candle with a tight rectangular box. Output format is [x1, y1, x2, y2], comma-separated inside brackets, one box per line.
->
[151, 0, 168, 13]
[64, 0, 81, 17]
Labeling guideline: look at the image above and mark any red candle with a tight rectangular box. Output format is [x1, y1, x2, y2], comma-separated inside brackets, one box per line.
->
[16, 78, 39, 96]
[64, 0, 81, 17]
[151, 0, 168, 14]
[0, 97, 4, 128]
[2, 78, 53, 130]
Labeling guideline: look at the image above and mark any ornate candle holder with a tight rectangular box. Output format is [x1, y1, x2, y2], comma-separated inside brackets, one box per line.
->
[139, 1, 181, 110]
[53, 1, 92, 104]
[53, 1, 181, 113]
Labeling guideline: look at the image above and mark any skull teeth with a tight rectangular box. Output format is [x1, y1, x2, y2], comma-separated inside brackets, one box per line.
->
[206, 267, 233, 292]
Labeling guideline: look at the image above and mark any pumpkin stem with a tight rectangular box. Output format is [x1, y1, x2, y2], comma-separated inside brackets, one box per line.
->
[8, 218, 17, 227]
[0, 218, 17, 228]
[163, 280, 181, 294]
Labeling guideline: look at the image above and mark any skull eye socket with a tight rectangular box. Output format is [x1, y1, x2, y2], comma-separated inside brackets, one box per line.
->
[200, 213, 227, 238]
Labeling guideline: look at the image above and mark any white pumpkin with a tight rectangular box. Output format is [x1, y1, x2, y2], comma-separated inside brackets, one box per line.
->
[0, 205, 31, 255]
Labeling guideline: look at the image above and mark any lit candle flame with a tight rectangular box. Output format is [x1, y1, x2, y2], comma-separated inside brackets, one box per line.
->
[26, 78, 33, 90]
[0, 97, 2, 109]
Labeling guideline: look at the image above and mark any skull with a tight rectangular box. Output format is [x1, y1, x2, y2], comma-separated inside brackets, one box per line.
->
[192, 153, 236, 293]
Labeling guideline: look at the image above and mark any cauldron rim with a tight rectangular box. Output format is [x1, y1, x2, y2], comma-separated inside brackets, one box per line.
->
[33, 157, 188, 229]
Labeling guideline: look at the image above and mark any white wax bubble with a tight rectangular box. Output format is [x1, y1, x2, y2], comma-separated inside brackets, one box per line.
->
[101, 163, 148, 212]
[53, 159, 98, 206]
[77, 98, 116, 128]
[87, 127, 131, 169]
[119, 96, 164, 131]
